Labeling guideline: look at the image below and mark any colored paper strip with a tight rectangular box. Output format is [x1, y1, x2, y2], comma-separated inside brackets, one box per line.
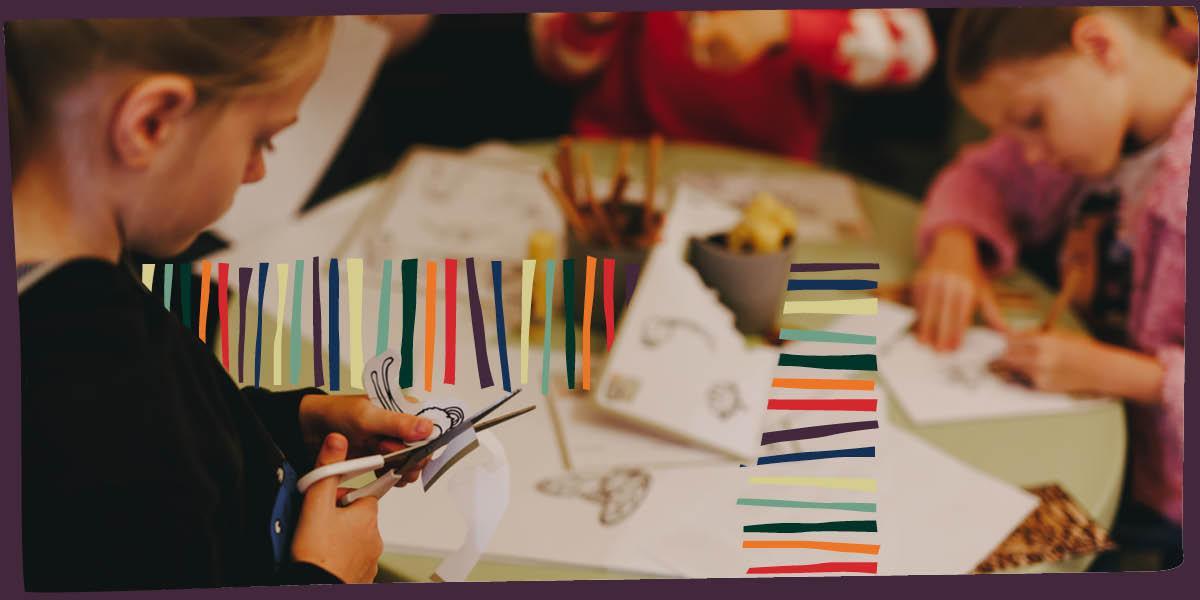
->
[744, 521, 877, 534]
[562, 258, 576, 389]
[179, 262, 192, 328]
[520, 259, 535, 385]
[492, 261, 511, 392]
[255, 263, 267, 387]
[783, 298, 878, 315]
[425, 261, 438, 392]
[787, 279, 877, 291]
[141, 263, 154, 291]
[757, 447, 876, 466]
[582, 256, 596, 390]
[400, 259, 417, 389]
[312, 257, 324, 388]
[218, 263, 229, 369]
[199, 261, 212, 343]
[746, 562, 877, 575]
[465, 258, 494, 388]
[773, 378, 875, 391]
[761, 421, 879, 445]
[742, 540, 880, 554]
[778, 354, 878, 371]
[624, 262, 640, 308]
[273, 263, 288, 387]
[444, 258, 457, 385]
[790, 263, 880, 272]
[328, 259, 340, 391]
[736, 499, 876, 512]
[602, 258, 615, 351]
[376, 259, 393, 356]
[290, 259, 304, 385]
[237, 267, 252, 384]
[163, 263, 174, 311]
[779, 329, 876, 345]
[541, 260, 557, 395]
[767, 399, 877, 412]
[748, 477, 877, 492]
[348, 258, 363, 390]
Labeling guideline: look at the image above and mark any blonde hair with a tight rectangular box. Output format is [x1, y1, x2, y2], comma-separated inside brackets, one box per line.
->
[6, 17, 334, 174]
[947, 6, 1179, 87]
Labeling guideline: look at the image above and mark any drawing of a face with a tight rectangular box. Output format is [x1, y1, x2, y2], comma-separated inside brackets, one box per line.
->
[416, 406, 465, 438]
[707, 382, 743, 420]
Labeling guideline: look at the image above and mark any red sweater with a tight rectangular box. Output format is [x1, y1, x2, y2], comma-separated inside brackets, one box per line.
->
[531, 11, 935, 160]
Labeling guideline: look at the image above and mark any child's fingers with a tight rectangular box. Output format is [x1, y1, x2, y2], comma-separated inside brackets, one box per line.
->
[978, 284, 1010, 333]
[361, 409, 434, 443]
[304, 433, 350, 507]
[915, 277, 941, 345]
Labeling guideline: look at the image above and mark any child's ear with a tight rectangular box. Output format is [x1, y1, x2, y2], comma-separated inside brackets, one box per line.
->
[109, 75, 197, 169]
[1071, 14, 1126, 72]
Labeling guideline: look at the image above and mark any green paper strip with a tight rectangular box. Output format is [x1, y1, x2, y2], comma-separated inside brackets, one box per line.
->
[779, 329, 875, 345]
[400, 258, 417, 389]
[736, 499, 876, 512]
[744, 521, 877, 534]
[778, 354, 878, 371]
[541, 260, 556, 395]
[290, 259, 304, 385]
[376, 259, 394, 356]
[562, 258, 576, 390]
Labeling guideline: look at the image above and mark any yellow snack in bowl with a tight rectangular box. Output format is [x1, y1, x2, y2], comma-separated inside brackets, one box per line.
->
[727, 192, 797, 253]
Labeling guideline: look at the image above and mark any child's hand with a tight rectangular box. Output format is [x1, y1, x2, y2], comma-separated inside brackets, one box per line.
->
[292, 433, 383, 583]
[683, 10, 791, 71]
[992, 330, 1104, 393]
[300, 394, 433, 486]
[913, 227, 1008, 351]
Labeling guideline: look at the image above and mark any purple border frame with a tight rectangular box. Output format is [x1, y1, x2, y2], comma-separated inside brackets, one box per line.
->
[0, 1, 1193, 597]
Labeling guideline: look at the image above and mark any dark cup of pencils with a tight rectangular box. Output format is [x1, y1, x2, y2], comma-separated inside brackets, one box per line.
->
[540, 136, 667, 331]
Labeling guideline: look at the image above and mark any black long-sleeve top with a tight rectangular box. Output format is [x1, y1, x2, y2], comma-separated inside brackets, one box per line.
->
[19, 259, 340, 591]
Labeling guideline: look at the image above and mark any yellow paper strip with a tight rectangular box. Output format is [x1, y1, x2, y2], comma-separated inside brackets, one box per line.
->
[348, 258, 364, 390]
[520, 259, 536, 385]
[748, 477, 877, 492]
[273, 263, 289, 386]
[783, 298, 878, 315]
[141, 264, 155, 291]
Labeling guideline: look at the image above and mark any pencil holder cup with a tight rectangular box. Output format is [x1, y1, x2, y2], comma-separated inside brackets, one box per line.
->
[686, 234, 793, 336]
[566, 213, 651, 331]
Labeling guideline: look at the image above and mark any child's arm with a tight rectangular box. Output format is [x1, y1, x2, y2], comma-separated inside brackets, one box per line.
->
[783, 9, 936, 88]
[529, 12, 626, 83]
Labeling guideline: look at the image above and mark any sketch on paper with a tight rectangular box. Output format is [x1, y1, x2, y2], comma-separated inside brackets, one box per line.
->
[641, 317, 716, 350]
[536, 467, 652, 526]
[604, 374, 641, 403]
[706, 382, 744, 421]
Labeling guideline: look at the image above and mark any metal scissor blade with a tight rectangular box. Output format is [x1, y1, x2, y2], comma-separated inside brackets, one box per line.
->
[474, 404, 536, 433]
[466, 388, 524, 427]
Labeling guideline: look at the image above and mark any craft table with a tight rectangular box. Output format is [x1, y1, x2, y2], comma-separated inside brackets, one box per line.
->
[222, 139, 1126, 580]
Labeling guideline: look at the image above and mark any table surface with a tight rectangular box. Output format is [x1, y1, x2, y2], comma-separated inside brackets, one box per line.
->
[235, 139, 1127, 581]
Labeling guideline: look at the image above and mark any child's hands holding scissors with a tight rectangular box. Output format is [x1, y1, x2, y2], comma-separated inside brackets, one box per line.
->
[292, 433, 383, 583]
[300, 394, 434, 486]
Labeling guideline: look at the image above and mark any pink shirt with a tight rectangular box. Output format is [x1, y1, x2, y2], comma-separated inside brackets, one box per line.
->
[917, 97, 1192, 524]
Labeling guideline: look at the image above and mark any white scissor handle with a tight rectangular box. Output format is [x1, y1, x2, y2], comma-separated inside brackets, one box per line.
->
[296, 455, 385, 494]
[338, 469, 406, 507]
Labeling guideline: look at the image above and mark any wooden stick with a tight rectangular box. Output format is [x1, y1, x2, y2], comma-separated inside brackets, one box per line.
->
[644, 134, 663, 233]
[580, 151, 619, 246]
[557, 136, 577, 203]
[540, 169, 590, 242]
[1042, 267, 1082, 332]
[610, 140, 631, 203]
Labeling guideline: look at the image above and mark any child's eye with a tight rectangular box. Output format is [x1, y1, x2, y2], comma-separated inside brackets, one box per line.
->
[257, 136, 277, 153]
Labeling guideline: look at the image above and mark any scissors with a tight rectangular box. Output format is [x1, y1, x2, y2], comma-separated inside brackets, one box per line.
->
[296, 389, 531, 506]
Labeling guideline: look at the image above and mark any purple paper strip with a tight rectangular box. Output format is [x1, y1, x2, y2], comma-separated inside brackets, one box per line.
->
[790, 262, 880, 272]
[624, 262, 640, 309]
[465, 258, 495, 388]
[312, 256, 324, 387]
[237, 267, 252, 384]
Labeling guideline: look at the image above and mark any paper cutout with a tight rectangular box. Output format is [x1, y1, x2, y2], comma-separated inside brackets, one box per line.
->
[737, 499, 876, 512]
[602, 259, 615, 351]
[180, 262, 192, 328]
[745, 521, 877, 533]
[491, 260, 512, 392]
[520, 259, 534, 385]
[756, 447, 875, 465]
[787, 279, 877, 291]
[536, 467, 651, 526]
[424, 261, 437, 392]
[348, 258, 364, 390]
[163, 263, 174, 311]
[141, 263, 154, 291]
[255, 263, 267, 387]
[562, 259, 576, 390]
[778, 353, 878, 371]
[274, 263, 289, 386]
[743, 540, 880, 554]
[761, 421, 879, 445]
[784, 298, 878, 315]
[434, 431, 510, 582]
[791, 263, 879, 272]
[773, 378, 875, 391]
[582, 257, 596, 390]
[198, 261, 211, 343]
[328, 259, 340, 391]
[400, 258, 417, 389]
[376, 259, 393, 356]
[237, 267, 252, 383]
[218, 263, 229, 369]
[312, 256, 324, 388]
[780, 329, 876, 344]
[541, 260, 556, 395]
[290, 259, 304, 384]
[767, 399, 877, 412]
[465, 258, 494, 388]
[444, 259, 457, 385]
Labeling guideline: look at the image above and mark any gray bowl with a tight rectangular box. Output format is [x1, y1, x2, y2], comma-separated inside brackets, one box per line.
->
[686, 234, 793, 335]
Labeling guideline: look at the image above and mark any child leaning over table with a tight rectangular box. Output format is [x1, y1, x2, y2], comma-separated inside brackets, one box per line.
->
[10, 17, 436, 590]
[529, 10, 936, 161]
[911, 7, 1191, 567]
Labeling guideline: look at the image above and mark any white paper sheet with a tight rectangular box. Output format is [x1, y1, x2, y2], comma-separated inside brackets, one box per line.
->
[212, 16, 390, 243]
[435, 431, 511, 582]
[880, 329, 1104, 426]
